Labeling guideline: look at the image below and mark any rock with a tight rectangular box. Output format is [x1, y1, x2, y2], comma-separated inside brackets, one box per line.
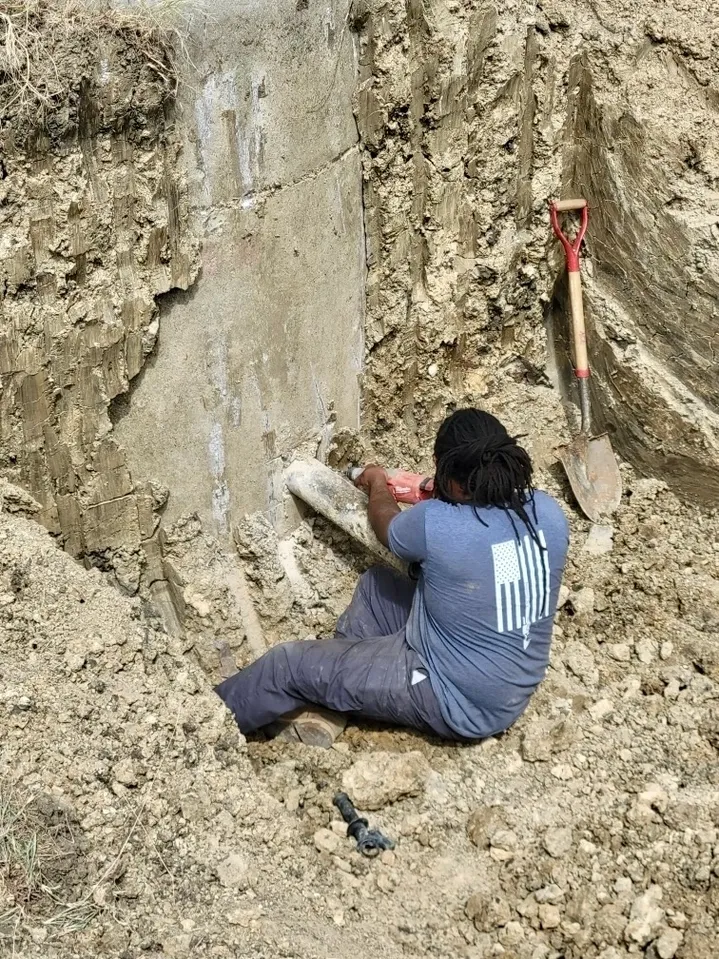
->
[543, 826, 573, 858]
[583, 525, 614, 556]
[65, 651, 86, 672]
[314, 828, 345, 857]
[589, 699, 614, 721]
[0, 481, 41, 519]
[499, 920, 525, 946]
[624, 885, 664, 946]
[674, 571, 719, 633]
[538, 904, 561, 929]
[570, 587, 595, 619]
[608, 643, 631, 662]
[597, 949, 625, 959]
[595, 904, 627, 945]
[162, 935, 193, 957]
[637, 783, 669, 815]
[341, 751, 430, 809]
[112, 759, 138, 787]
[184, 589, 211, 618]
[216, 852, 250, 890]
[489, 829, 517, 862]
[227, 906, 263, 928]
[558, 584, 570, 608]
[522, 721, 553, 762]
[467, 805, 507, 847]
[465, 893, 511, 931]
[489, 828, 517, 852]
[636, 640, 656, 664]
[656, 928, 683, 959]
[564, 641, 598, 683]
[660, 641, 674, 661]
[535, 884, 564, 904]
[521, 717, 579, 762]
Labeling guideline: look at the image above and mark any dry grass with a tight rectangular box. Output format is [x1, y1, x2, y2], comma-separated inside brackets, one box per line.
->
[0, 0, 202, 122]
[0, 785, 97, 945]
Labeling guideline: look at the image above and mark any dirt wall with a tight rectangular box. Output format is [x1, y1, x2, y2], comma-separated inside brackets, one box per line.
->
[353, 0, 719, 502]
[0, 15, 198, 593]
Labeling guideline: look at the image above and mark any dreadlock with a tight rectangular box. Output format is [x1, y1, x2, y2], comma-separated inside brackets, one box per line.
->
[433, 408, 543, 548]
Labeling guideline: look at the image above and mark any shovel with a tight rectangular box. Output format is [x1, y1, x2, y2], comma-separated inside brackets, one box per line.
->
[550, 198, 622, 523]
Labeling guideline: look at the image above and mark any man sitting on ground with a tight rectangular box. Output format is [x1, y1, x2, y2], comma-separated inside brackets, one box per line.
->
[215, 408, 569, 741]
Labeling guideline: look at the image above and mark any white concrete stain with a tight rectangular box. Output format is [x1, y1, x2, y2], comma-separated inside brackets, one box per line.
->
[207, 337, 236, 530]
[248, 71, 266, 187]
[209, 422, 230, 530]
[194, 71, 239, 206]
[236, 102, 254, 197]
[208, 422, 226, 480]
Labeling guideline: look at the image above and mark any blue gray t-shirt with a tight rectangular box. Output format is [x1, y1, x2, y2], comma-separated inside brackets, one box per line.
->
[388, 493, 569, 739]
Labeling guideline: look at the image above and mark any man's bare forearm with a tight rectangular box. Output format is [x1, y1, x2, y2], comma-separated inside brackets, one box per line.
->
[354, 467, 400, 548]
[367, 476, 400, 548]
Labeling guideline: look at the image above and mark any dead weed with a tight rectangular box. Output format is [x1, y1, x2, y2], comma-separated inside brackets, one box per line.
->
[0, 0, 202, 121]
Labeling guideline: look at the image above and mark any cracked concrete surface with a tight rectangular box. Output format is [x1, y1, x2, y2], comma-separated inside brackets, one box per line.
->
[115, 0, 365, 539]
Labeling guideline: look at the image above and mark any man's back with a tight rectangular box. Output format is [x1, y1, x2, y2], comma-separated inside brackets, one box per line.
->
[388, 492, 570, 738]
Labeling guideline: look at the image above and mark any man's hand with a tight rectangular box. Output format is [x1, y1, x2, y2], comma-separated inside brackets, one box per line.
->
[354, 465, 387, 493]
[353, 464, 399, 549]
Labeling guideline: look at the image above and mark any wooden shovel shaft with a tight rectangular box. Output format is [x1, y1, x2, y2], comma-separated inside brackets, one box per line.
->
[568, 271, 590, 377]
[550, 200, 592, 430]
[553, 198, 587, 211]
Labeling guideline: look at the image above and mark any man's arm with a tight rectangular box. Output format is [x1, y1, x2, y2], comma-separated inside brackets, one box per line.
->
[355, 466, 400, 548]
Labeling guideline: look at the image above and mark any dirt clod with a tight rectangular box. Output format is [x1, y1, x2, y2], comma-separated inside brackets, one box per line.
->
[342, 750, 430, 810]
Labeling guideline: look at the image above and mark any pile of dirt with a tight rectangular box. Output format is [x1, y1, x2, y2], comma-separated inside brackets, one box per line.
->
[242, 466, 719, 959]
[0, 497, 391, 958]
[2, 463, 718, 959]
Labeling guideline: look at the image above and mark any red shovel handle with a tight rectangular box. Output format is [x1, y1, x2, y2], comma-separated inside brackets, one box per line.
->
[549, 201, 588, 273]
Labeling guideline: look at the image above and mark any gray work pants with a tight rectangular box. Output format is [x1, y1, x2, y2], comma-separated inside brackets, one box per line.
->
[214, 566, 458, 739]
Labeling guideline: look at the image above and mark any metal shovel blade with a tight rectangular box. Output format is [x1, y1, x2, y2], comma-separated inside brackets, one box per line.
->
[559, 432, 622, 524]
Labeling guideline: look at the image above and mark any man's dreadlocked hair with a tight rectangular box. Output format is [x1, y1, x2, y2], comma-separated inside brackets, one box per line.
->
[434, 408, 542, 547]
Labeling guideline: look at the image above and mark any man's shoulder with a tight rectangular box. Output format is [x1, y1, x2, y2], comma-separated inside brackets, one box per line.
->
[532, 491, 570, 537]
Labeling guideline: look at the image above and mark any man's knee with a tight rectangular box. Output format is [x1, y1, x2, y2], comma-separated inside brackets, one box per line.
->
[271, 639, 306, 668]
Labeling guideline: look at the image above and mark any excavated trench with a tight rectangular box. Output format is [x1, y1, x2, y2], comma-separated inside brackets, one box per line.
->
[1, 1, 719, 957]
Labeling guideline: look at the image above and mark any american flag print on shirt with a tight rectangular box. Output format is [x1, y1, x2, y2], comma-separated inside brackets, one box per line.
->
[491, 533, 551, 648]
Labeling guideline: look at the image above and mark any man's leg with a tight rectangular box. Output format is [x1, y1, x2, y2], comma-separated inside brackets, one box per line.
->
[335, 565, 415, 640]
[215, 628, 461, 740]
[215, 565, 418, 737]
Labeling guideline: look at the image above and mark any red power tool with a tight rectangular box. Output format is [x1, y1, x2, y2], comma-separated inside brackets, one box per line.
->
[346, 467, 434, 505]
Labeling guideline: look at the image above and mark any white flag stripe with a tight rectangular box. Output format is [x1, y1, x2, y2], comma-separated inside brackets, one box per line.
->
[513, 570, 522, 632]
[539, 530, 551, 616]
[503, 582, 513, 632]
[534, 537, 545, 618]
[533, 537, 545, 620]
[516, 538, 530, 629]
[495, 572, 504, 633]
[523, 536, 538, 623]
